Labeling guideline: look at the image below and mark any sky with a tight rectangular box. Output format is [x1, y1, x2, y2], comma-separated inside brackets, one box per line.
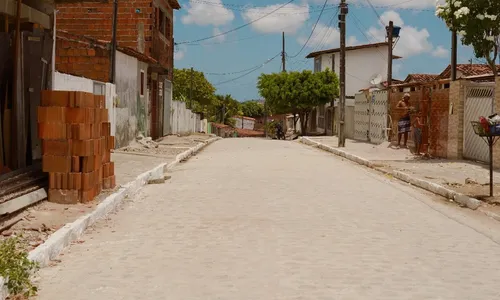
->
[173, 0, 477, 101]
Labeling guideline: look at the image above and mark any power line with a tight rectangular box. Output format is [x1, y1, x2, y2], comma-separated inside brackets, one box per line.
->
[204, 60, 278, 75]
[214, 52, 281, 86]
[176, 0, 295, 45]
[183, 10, 323, 47]
[288, 0, 330, 59]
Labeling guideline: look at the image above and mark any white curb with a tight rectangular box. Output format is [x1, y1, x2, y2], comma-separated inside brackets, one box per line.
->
[0, 137, 220, 300]
[299, 136, 489, 213]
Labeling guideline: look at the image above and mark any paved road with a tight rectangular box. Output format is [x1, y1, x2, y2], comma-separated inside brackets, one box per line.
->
[37, 138, 500, 299]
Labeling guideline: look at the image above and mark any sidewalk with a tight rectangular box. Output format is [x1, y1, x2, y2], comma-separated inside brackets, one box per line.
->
[0, 134, 213, 250]
[300, 136, 500, 219]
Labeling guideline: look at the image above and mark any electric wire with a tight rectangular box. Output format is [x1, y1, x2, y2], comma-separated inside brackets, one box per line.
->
[287, 0, 330, 59]
[175, 0, 295, 45]
[213, 52, 281, 86]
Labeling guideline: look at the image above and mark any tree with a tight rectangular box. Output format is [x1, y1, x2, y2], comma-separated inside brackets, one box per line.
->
[436, 0, 500, 75]
[208, 94, 242, 126]
[257, 69, 339, 134]
[240, 100, 265, 118]
[173, 68, 216, 108]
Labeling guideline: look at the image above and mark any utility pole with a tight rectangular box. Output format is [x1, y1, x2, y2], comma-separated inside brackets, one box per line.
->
[338, 0, 348, 148]
[451, 31, 457, 81]
[189, 67, 193, 109]
[110, 0, 118, 83]
[386, 21, 394, 87]
[282, 32, 286, 72]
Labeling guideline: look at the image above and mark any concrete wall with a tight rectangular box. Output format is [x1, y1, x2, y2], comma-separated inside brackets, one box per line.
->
[170, 100, 204, 134]
[54, 72, 94, 92]
[115, 51, 139, 148]
[233, 117, 255, 130]
[318, 45, 389, 97]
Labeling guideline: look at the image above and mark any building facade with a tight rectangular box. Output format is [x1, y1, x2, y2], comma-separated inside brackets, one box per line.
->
[55, 0, 180, 145]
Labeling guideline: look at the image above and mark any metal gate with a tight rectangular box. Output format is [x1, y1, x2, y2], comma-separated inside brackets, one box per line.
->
[463, 84, 495, 163]
[354, 90, 388, 144]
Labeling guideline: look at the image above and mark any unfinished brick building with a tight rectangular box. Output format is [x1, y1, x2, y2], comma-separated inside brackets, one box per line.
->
[55, 0, 181, 141]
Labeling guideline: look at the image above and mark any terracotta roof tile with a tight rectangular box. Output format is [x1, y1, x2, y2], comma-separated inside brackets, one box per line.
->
[438, 64, 500, 79]
[404, 74, 439, 83]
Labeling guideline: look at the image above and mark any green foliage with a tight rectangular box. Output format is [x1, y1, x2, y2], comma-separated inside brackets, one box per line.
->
[173, 68, 216, 107]
[208, 94, 242, 126]
[0, 238, 39, 298]
[257, 69, 339, 134]
[240, 101, 265, 118]
[436, 0, 500, 74]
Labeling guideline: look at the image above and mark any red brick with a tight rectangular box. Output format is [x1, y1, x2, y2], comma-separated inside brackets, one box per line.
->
[66, 108, 95, 124]
[82, 170, 98, 191]
[38, 123, 68, 140]
[82, 155, 102, 172]
[38, 107, 66, 123]
[103, 175, 116, 189]
[71, 156, 81, 172]
[102, 162, 110, 178]
[48, 189, 80, 204]
[80, 186, 97, 203]
[95, 95, 105, 108]
[49, 173, 56, 189]
[101, 122, 111, 136]
[43, 155, 71, 173]
[42, 140, 72, 156]
[109, 161, 114, 176]
[41, 90, 70, 107]
[105, 136, 115, 150]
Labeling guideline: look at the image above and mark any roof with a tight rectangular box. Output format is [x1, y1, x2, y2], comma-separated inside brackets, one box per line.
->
[306, 42, 402, 59]
[233, 116, 256, 121]
[57, 30, 158, 64]
[438, 64, 500, 79]
[169, 0, 181, 9]
[404, 74, 439, 83]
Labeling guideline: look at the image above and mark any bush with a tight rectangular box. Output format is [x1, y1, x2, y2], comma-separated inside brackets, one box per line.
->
[0, 238, 39, 298]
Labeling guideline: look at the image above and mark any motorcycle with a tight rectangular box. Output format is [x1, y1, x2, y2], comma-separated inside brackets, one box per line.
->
[275, 125, 285, 140]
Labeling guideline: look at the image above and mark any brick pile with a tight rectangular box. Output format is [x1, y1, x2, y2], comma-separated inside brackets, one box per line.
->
[39, 91, 116, 204]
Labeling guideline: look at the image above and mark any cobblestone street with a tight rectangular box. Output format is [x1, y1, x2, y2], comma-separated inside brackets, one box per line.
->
[36, 138, 500, 299]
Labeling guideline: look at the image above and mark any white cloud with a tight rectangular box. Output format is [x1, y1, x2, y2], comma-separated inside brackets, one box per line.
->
[212, 28, 226, 42]
[174, 46, 186, 61]
[432, 45, 449, 58]
[306, 0, 438, 8]
[297, 23, 339, 48]
[366, 11, 433, 57]
[350, 0, 437, 9]
[242, 3, 310, 34]
[347, 36, 359, 46]
[296, 22, 360, 49]
[182, 0, 234, 26]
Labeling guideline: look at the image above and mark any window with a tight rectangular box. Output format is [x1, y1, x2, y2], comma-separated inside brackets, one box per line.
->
[314, 57, 322, 72]
[140, 71, 145, 96]
[93, 82, 105, 95]
[158, 9, 166, 35]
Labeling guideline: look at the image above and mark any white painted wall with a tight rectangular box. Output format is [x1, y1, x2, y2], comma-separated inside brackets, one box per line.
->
[233, 117, 255, 130]
[54, 72, 93, 92]
[169, 100, 205, 135]
[115, 51, 140, 148]
[317, 45, 389, 97]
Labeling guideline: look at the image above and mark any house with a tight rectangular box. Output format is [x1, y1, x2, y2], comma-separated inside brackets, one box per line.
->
[306, 42, 402, 135]
[0, 1, 56, 191]
[55, 0, 181, 147]
[233, 116, 256, 130]
[437, 64, 500, 80]
[404, 74, 439, 83]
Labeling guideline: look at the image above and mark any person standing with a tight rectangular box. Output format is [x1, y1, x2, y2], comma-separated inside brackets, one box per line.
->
[396, 93, 412, 148]
[412, 112, 424, 155]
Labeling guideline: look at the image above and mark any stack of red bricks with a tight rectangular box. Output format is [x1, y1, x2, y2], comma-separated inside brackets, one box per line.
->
[38, 91, 116, 204]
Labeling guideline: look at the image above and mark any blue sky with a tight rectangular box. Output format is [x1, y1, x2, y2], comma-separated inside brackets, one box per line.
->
[173, 0, 476, 101]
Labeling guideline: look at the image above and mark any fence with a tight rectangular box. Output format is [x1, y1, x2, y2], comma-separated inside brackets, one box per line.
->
[354, 90, 388, 144]
[169, 100, 204, 135]
[463, 83, 495, 163]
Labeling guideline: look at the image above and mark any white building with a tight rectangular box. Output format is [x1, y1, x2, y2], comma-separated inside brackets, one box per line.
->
[306, 42, 401, 135]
